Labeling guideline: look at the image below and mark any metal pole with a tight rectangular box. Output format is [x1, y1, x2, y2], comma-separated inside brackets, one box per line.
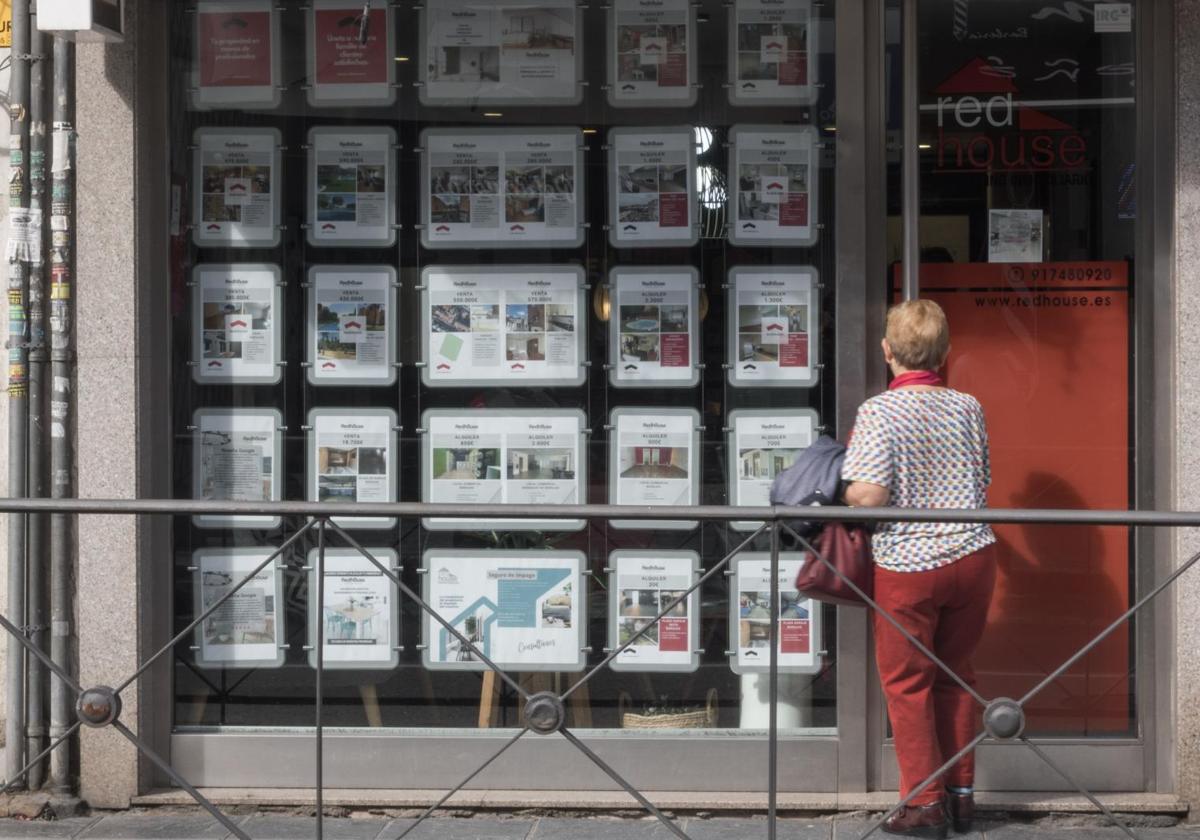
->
[767, 520, 780, 840]
[24, 6, 48, 790]
[47, 34, 73, 794]
[5, 0, 32, 788]
[315, 519, 326, 840]
[901, 0, 920, 300]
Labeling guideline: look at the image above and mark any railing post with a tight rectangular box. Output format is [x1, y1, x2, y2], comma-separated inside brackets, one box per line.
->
[315, 517, 327, 840]
[768, 517, 780, 840]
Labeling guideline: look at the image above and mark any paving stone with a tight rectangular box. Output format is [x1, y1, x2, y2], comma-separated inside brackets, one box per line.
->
[527, 817, 683, 838]
[984, 826, 1150, 840]
[235, 815, 388, 840]
[76, 813, 237, 839]
[379, 818, 535, 840]
[681, 816, 831, 840]
[0, 818, 102, 838]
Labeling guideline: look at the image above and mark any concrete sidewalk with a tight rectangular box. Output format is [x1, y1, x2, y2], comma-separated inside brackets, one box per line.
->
[0, 813, 1196, 839]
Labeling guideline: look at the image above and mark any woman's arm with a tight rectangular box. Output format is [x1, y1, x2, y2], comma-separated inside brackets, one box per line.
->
[844, 480, 890, 508]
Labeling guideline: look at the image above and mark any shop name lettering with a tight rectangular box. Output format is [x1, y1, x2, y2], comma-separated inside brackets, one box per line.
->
[935, 93, 1088, 171]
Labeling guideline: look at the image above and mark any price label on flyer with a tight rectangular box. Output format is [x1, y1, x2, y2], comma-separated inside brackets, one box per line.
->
[193, 549, 286, 669]
[191, 264, 282, 385]
[307, 409, 398, 530]
[307, 127, 396, 247]
[422, 409, 586, 532]
[730, 125, 819, 247]
[727, 410, 819, 532]
[306, 266, 397, 387]
[423, 550, 586, 672]
[192, 0, 281, 110]
[193, 128, 281, 248]
[308, 549, 400, 670]
[728, 0, 816, 105]
[307, 0, 395, 108]
[419, 0, 582, 106]
[728, 266, 819, 388]
[607, 0, 697, 108]
[608, 551, 700, 673]
[608, 267, 699, 388]
[608, 126, 697, 248]
[422, 266, 585, 387]
[608, 408, 700, 530]
[192, 409, 282, 531]
[421, 128, 584, 249]
[730, 553, 821, 675]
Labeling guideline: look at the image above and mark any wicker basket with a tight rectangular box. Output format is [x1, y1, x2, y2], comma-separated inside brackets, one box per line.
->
[619, 688, 718, 730]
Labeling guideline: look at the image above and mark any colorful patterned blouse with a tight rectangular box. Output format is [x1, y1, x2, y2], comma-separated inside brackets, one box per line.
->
[842, 388, 996, 572]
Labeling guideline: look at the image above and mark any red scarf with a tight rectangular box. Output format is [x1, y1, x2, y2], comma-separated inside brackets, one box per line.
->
[889, 370, 944, 390]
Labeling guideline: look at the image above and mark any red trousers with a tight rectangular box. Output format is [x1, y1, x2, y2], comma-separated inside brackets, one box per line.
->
[873, 547, 997, 806]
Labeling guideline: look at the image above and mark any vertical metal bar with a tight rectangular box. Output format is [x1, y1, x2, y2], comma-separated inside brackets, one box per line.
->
[47, 34, 74, 795]
[901, 0, 920, 300]
[315, 518, 326, 840]
[6, 0, 32, 788]
[767, 519, 780, 840]
[23, 7, 47, 790]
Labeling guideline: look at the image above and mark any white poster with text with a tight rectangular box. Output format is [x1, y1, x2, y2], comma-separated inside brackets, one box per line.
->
[194, 549, 285, 669]
[609, 408, 699, 530]
[728, 410, 818, 531]
[730, 125, 819, 246]
[607, 0, 696, 107]
[608, 551, 700, 672]
[193, 0, 281, 110]
[309, 549, 400, 670]
[307, 0, 396, 108]
[193, 128, 281, 248]
[609, 267, 699, 388]
[728, 267, 819, 388]
[728, 0, 815, 105]
[730, 553, 821, 675]
[192, 263, 281, 385]
[307, 409, 397, 530]
[307, 266, 397, 387]
[192, 409, 281, 530]
[608, 126, 698, 248]
[308, 127, 396, 247]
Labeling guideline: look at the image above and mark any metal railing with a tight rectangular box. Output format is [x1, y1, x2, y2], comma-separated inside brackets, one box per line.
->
[0, 497, 1191, 840]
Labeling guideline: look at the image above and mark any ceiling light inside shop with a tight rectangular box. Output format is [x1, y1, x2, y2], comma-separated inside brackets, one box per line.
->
[484, 112, 503, 118]
[583, 128, 597, 134]
[395, 56, 410, 62]
[919, 143, 932, 150]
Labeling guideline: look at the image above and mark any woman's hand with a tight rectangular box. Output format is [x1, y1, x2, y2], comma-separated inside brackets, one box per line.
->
[844, 480, 890, 508]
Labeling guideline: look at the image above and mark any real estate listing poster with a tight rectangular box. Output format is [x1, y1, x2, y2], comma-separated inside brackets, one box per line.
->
[730, 553, 822, 675]
[729, 125, 819, 247]
[307, 127, 397, 247]
[192, 408, 282, 531]
[306, 266, 397, 387]
[307, 0, 396, 108]
[306, 409, 398, 530]
[606, 0, 697, 108]
[422, 408, 586, 532]
[727, 409, 819, 532]
[191, 263, 282, 385]
[307, 549, 400, 670]
[988, 209, 1044, 263]
[423, 550, 586, 672]
[192, 0, 281, 110]
[608, 266, 700, 388]
[728, 266, 820, 388]
[419, 0, 582, 106]
[422, 266, 586, 387]
[728, 0, 815, 106]
[421, 128, 584, 249]
[608, 407, 700, 530]
[193, 548, 286, 669]
[607, 551, 700, 673]
[608, 126, 698, 248]
[193, 128, 282, 248]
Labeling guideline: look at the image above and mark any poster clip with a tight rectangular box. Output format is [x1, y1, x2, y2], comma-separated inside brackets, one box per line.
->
[581, 428, 593, 436]
[413, 284, 427, 291]
[816, 283, 826, 290]
[392, 425, 404, 433]
[581, 222, 591, 230]
[187, 144, 199, 151]
[814, 363, 826, 370]
[600, 144, 612, 151]
[411, 81, 425, 88]
[389, 144, 402, 151]
[277, 225, 289, 232]
[413, 147, 425, 154]
[721, 426, 732, 433]
[414, 644, 428, 651]
[580, 646, 593, 654]
[301, 645, 315, 652]
[412, 224, 426, 231]
[720, 84, 732, 90]
[415, 568, 428, 575]
[299, 224, 310, 231]
[276, 361, 289, 368]
[816, 223, 827, 231]
[601, 647, 613, 654]
[189, 645, 201, 652]
[695, 425, 706, 432]
[693, 648, 706, 655]
[393, 645, 406, 652]
[721, 363, 734, 370]
[300, 566, 314, 574]
[724, 570, 736, 577]
[389, 224, 403, 231]
[185, 361, 200, 368]
[299, 144, 312, 151]
[721, 283, 732, 290]
[300, 424, 314, 432]
[601, 363, 613, 370]
[819, 650, 830, 657]
[724, 649, 736, 657]
[413, 362, 428, 369]
[391, 281, 402, 289]
[690, 83, 702, 90]
[414, 428, 427, 435]
[816, 425, 829, 434]
[186, 565, 199, 572]
[601, 567, 612, 574]
[278, 644, 291, 651]
[580, 360, 592, 368]
[185, 425, 198, 432]
[694, 363, 706, 370]
[578, 80, 590, 88]
[391, 362, 403, 369]
[603, 424, 614, 431]
[277, 425, 289, 432]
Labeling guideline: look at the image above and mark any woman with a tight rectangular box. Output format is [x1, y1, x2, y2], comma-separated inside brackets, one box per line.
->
[842, 300, 997, 839]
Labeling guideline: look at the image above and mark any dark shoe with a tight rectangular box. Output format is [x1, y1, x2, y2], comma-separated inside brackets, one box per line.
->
[882, 801, 949, 838]
[945, 789, 975, 833]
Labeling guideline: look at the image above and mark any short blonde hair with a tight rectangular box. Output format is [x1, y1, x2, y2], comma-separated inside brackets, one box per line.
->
[885, 300, 950, 371]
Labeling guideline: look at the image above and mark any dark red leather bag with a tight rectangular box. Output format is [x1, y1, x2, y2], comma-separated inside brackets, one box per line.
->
[794, 521, 874, 607]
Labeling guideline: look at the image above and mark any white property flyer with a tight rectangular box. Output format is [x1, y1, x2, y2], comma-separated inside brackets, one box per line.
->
[728, 266, 820, 388]
[421, 128, 584, 249]
[419, 0, 582, 106]
[988, 209, 1044, 263]
[192, 408, 282, 531]
[422, 266, 586, 387]
[306, 409, 398, 530]
[193, 548, 285, 669]
[727, 410, 819, 532]
[728, 0, 816, 106]
[308, 549, 400, 670]
[730, 553, 822, 675]
[422, 409, 586, 532]
[607, 0, 697, 108]
[192, 0, 281, 110]
[729, 125, 819, 247]
[609, 408, 700, 530]
[306, 0, 396, 108]
[191, 263, 282, 385]
[307, 127, 397, 248]
[423, 550, 586, 672]
[608, 266, 699, 388]
[306, 266, 397, 387]
[608, 551, 700, 673]
[193, 128, 282, 248]
[608, 126, 698, 248]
